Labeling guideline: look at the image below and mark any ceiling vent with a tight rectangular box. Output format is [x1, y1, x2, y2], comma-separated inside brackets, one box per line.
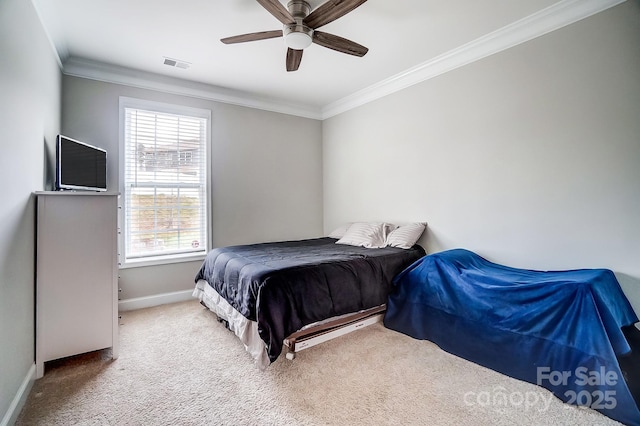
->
[163, 57, 191, 69]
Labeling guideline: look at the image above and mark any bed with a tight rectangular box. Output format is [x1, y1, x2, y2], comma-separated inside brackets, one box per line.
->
[384, 248, 640, 426]
[193, 236, 425, 368]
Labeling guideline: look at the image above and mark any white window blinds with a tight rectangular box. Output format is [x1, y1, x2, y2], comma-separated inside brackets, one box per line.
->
[123, 106, 208, 263]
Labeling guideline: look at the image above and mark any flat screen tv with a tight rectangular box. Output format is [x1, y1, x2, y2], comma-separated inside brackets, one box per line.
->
[55, 135, 107, 192]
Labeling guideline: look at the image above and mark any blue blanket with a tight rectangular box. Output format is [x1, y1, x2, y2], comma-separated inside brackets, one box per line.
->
[384, 249, 640, 425]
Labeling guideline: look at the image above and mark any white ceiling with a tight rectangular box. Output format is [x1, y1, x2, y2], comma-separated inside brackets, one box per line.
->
[32, 0, 616, 116]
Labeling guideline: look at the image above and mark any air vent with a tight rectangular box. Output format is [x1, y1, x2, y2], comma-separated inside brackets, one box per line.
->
[163, 57, 191, 69]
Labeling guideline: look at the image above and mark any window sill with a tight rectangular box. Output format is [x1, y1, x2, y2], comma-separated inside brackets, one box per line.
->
[119, 252, 207, 269]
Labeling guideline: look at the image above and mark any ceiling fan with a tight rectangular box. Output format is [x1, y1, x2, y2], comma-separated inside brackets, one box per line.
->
[221, 0, 369, 72]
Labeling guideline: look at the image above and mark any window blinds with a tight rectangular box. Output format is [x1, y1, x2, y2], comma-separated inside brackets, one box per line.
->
[123, 107, 207, 260]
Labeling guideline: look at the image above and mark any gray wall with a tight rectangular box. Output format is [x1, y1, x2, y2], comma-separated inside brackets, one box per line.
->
[2, 1, 638, 420]
[62, 76, 324, 300]
[323, 2, 640, 312]
[0, 0, 61, 420]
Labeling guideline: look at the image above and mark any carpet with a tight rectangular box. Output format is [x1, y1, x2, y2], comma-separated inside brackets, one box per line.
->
[16, 300, 621, 425]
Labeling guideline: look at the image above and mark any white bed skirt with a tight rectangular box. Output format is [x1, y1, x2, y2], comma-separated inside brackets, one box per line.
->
[193, 280, 385, 369]
[193, 279, 271, 370]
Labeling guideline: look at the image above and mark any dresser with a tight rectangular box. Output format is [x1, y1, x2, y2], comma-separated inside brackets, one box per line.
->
[35, 191, 119, 378]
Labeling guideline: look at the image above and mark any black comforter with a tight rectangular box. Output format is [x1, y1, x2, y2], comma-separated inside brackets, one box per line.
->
[195, 237, 425, 362]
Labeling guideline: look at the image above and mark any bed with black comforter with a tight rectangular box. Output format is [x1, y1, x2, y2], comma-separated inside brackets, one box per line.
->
[194, 237, 425, 364]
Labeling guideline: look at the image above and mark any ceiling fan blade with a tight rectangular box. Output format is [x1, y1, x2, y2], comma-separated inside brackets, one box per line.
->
[312, 31, 368, 56]
[221, 30, 283, 44]
[304, 0, 368, 29]
[286, 48, 303, 72]
[256, 0, 295, 25]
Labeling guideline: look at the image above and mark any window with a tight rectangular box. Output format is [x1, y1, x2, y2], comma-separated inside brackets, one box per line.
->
[119, 98, 210, 267]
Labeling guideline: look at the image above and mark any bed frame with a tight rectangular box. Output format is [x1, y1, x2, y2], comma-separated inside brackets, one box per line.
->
[283, 305, 386, 360]
[197, 276, 387, 367]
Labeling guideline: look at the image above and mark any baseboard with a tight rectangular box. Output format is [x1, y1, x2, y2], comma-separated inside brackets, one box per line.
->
[1, 364, 35, 426]
[118, 289, 194, 312]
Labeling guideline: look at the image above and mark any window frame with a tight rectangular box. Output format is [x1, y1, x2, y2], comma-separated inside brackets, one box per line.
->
[118, 97, 212, 269]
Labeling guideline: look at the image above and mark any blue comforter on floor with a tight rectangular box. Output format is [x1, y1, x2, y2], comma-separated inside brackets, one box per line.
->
[384, 249, 640, 425]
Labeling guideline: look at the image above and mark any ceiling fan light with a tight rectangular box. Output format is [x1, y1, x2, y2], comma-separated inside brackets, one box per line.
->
[285, 32, 312, 50]
[283, 23, 313, 50]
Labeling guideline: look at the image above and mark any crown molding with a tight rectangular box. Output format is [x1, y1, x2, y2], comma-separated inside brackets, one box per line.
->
[54, 0, 624, 121]
[62, 58, 323, 120]
[29, 0, 64, 69]
[321, 0, 626, 119]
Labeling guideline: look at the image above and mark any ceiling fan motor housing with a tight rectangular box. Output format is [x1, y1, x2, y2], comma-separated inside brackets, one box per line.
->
[284, 0, 313, 50]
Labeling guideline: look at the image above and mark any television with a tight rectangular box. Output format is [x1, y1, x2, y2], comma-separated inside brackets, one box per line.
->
[55, 135, 107, 192]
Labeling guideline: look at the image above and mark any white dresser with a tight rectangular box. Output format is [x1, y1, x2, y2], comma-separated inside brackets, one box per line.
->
[35, 191, 119, 378]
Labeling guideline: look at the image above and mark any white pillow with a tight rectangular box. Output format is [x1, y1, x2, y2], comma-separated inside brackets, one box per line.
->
[335, 222, 396, 249]
[328, 223, 352, 239]
[385, 222, 426, 249]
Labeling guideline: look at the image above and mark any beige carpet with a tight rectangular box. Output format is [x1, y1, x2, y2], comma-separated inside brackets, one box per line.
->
[17, 300, 620, 425]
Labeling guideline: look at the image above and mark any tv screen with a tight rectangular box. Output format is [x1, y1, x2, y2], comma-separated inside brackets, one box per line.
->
[55, 135, 107, 191]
